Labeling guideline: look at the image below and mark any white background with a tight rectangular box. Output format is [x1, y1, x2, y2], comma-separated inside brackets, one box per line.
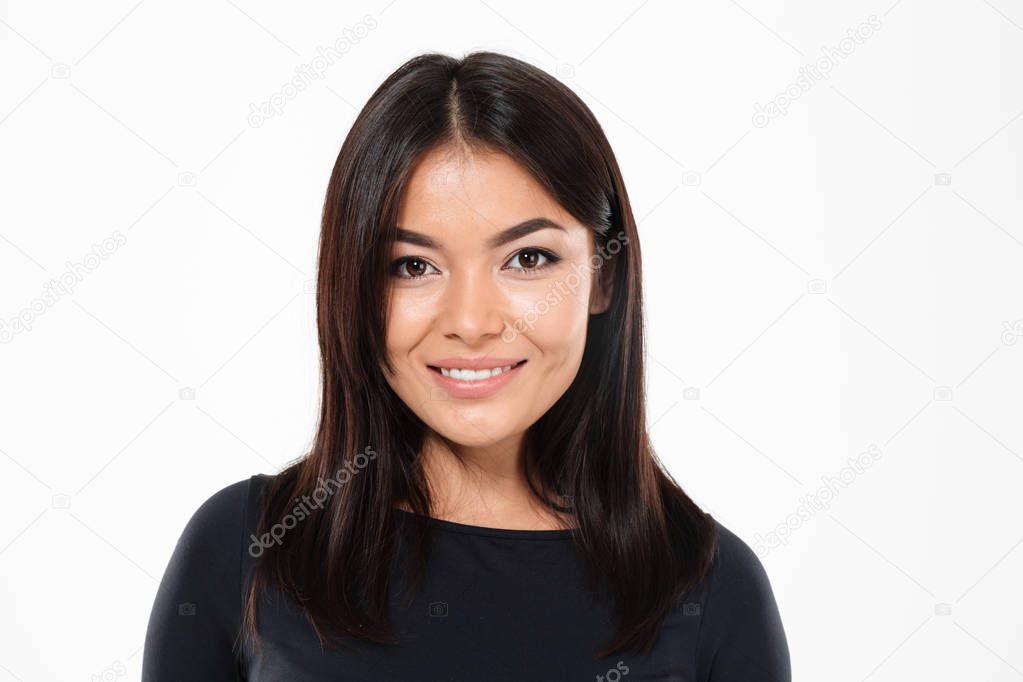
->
[2, 1, 1022, 680]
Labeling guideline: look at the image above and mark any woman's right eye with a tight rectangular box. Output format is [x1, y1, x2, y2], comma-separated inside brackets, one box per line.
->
[392, 257, 439, 280]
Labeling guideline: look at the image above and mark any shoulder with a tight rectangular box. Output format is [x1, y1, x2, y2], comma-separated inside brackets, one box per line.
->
[695, 515, 791, 681]
[707, 517, 774, 602]
[152, 474, 263, 606]
[183, 476, 256, 542]
[182, 473, 272, 548]
[142, 474, 267, 680]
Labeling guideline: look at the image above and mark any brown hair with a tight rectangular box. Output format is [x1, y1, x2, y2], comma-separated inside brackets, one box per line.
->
[241, 50, 717, 660]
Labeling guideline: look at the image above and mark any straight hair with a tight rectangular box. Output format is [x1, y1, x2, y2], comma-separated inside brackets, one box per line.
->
[241, 50, 718, 660]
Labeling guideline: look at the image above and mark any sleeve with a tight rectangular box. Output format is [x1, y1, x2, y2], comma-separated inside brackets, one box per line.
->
[695, 520, 792, 682]
[141, 477, 252, 682]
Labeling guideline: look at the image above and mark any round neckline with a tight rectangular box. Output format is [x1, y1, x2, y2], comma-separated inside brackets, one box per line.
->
[393, 507, 576, 540]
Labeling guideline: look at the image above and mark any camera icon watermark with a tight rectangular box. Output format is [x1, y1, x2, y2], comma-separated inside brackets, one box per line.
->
[681, 170, 702, 187]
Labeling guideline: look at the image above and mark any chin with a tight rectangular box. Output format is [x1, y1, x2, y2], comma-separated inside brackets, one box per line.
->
[427, 410, 522, 448]
[435, 423, 513, 448]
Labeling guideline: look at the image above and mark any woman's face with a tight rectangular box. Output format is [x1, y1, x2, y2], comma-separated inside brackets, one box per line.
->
[383, 144, 608, 449]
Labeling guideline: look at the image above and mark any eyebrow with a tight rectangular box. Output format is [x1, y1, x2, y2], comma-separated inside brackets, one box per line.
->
[394, 217, 566, 250]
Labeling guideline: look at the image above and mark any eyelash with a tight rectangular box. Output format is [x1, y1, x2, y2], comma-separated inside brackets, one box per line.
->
[391, 248, 561, 281]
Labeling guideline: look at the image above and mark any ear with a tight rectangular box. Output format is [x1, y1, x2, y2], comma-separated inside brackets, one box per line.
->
[588, 253, 615, 315]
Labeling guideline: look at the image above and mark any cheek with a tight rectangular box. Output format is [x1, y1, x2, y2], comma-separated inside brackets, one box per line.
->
[385, 292, 436, 356]
[505, 279, 591, 357]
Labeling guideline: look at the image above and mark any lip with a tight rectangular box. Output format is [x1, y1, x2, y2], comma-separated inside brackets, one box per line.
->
[426, 359, 527, 399]
[429, 357, 525, 370]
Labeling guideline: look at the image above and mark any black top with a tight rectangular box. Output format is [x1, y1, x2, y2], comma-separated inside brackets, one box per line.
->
[142, 474, 791, 681]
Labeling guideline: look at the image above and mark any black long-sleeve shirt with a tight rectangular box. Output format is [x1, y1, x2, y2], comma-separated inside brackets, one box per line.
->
[142, 474, 791, 680]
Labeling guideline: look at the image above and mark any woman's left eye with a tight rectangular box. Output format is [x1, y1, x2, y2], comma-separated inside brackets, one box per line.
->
[504, 248, 560, 274]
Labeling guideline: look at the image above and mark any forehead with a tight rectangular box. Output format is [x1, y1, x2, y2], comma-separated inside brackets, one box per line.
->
[396, 144, 579, 240]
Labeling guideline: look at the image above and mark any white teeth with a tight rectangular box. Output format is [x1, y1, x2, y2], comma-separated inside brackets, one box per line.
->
[440, 363, 516, 381]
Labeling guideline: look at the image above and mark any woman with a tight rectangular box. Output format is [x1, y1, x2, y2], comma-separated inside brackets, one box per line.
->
[142, 50, 791, 681]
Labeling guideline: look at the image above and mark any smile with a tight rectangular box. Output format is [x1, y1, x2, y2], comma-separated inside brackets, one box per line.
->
[426, 359, 527, 398]
[429, 360, 525, 381]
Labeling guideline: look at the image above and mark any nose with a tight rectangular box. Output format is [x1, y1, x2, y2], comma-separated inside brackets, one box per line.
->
[438, 267, 506, 346]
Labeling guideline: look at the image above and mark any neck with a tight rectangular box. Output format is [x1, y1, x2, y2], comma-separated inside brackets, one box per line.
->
[403, 429, 574, 531]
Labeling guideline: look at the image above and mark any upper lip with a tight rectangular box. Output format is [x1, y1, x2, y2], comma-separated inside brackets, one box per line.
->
[428, 357, 526, 370]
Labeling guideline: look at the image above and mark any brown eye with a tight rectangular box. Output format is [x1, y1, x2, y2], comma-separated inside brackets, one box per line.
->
[505, 248, 560, 273]
[403, 258, 427, 277]
[518, 250, 540, 269]
[393, 257, 439, 280]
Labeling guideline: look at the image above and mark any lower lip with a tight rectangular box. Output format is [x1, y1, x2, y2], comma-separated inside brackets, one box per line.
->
[427, 361, 526, 399]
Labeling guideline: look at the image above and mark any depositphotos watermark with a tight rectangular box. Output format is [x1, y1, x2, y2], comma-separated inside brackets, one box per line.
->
[247, 15, 378, 128]
[595, 660, 630, 682]
[751, 444, 882, 557]
[248, 446, 378, 557]
[89, 659, 126, 681]
[1, 230, 127, 344]
[1001, 318, 1023, 345]
[752, 14, 882, 128]
[500, 229, 629, 343]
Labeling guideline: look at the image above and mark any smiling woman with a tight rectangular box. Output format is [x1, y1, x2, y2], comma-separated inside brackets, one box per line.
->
[383, 146, 611, 446]
[142, 50, 791, 681]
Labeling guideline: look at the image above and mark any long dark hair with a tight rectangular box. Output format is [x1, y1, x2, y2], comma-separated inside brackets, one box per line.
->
[241, 50, 717, 660]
